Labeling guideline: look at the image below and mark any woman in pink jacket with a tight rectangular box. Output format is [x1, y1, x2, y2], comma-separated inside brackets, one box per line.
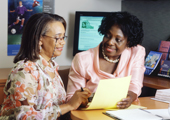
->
[67, 11, 145, 109]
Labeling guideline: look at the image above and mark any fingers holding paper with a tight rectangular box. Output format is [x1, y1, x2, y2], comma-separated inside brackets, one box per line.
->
[117, 91, 137, 109]
[117, 97, 131, 109]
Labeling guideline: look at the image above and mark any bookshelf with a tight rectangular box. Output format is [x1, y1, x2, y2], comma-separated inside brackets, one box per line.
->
[144, 75, 170, 89]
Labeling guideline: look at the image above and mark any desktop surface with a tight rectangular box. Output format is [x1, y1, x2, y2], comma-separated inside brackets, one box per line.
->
[71, 97, 169, 120]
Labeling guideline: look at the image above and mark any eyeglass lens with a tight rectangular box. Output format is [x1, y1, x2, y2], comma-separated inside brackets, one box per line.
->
[56, 36, 67, 41]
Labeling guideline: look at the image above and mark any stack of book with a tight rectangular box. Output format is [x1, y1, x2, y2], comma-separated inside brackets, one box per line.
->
[157, 41, 170, 78]
[144, 41, 170, 76]
[158, 60, 170, 78]
[158, 41, 170, 60]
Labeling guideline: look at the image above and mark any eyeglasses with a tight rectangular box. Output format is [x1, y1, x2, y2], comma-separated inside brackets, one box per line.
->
[43, 35, 67, 42]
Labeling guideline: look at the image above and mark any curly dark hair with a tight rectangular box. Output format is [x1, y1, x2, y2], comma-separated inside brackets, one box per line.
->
[98, 11, 144, 47]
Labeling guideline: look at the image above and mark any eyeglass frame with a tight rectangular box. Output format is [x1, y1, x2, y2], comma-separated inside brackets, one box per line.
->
[42, 35, 67, 42]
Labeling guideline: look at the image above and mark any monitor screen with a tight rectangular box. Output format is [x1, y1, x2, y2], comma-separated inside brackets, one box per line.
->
[73, 11, 110, 56]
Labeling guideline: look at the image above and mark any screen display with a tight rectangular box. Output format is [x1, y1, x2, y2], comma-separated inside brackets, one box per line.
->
[73, 11, 110, 56]
[78, 16, 104, 51]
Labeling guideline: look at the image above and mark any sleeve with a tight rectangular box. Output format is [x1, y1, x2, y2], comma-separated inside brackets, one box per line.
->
[1, 65, 61, 119]
[128, 46, 146, 96]
[66, 54, 87, 101]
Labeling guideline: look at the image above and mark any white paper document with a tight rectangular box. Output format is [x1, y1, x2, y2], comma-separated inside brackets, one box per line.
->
[152, 89, 170, 103]
[105, 109, 163, 120]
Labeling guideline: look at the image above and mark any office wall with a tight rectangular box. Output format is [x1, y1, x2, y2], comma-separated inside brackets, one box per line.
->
[0, 0, 121, 68]
[122, 0, 170, 56]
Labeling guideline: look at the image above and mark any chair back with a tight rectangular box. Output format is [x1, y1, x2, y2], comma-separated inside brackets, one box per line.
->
[58, 68, 70, 91]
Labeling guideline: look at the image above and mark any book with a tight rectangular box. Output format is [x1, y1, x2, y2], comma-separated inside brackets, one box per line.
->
[151, 89, 170, 103]
[144, 51, 162, 75]
[158, 41, 170, 60]
[103, 109, 163, 120]
[158, 60, 170, 78]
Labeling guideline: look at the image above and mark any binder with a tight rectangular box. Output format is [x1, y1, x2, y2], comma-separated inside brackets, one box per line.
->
[103, 109, 163, 120]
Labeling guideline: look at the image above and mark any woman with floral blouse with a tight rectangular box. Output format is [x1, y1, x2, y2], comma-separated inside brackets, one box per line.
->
[0, 13, 91, 120]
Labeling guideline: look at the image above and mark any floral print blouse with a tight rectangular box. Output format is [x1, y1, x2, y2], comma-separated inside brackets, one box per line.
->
[0, 55, 66, 120]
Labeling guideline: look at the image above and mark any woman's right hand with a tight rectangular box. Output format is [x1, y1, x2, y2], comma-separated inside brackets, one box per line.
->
[67, 88, 91, 110]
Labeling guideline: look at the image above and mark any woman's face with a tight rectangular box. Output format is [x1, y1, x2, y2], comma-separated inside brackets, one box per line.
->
[39, 21, 66, 61]
[102, 25, 128, 59]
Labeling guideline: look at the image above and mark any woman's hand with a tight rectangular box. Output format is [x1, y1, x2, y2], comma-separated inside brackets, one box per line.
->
[67, 88, 91, 110]
[117, 91, 137, 109]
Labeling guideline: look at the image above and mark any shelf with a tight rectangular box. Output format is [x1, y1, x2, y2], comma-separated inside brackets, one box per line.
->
[143, 75, 170, 89]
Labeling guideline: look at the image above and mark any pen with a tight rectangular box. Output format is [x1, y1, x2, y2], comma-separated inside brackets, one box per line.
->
[81, 87, 84, 92]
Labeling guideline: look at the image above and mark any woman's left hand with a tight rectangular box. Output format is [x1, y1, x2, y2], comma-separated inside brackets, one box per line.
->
[116, 91, 137, 109]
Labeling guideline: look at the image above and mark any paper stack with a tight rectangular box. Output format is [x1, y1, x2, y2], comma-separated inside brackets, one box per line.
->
[152, 89, 170, 103]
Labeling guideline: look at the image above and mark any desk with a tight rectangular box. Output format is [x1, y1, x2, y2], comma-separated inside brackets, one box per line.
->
[71, 97, 169, 120]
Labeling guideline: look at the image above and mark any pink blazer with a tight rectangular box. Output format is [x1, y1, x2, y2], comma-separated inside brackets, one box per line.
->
[66, 44, 146, 100]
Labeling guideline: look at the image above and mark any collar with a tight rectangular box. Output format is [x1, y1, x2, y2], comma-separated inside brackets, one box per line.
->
[93, 42, 130, 77]
[37, 55, 59, 72]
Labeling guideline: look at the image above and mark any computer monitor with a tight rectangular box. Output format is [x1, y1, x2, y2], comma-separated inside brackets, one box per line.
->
[73, 11, 110, 56]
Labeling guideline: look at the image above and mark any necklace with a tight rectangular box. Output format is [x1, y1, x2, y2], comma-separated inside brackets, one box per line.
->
[102, 46, 119, 63]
